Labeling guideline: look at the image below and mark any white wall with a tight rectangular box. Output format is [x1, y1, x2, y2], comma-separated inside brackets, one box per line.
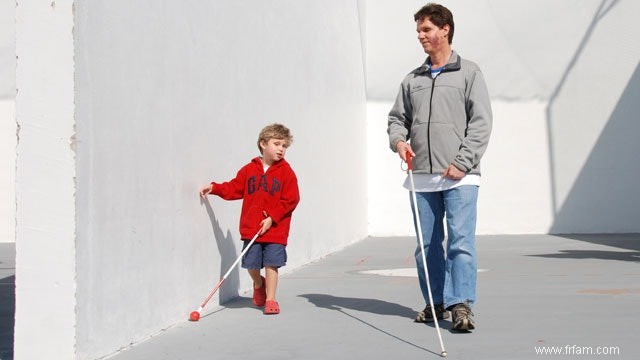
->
[368, 100, 554, 236]
[0, 0, 13, 98]
[546, 0, 640, 233]
[365, 0, 640, 235]
[11, 0, 640, 359]
[14, 1, 76, 359]
[0, 99, 14, 244]
[69, 0, 367, 358]
[1, 0, 16, 244]
[16, 1, 368, 358]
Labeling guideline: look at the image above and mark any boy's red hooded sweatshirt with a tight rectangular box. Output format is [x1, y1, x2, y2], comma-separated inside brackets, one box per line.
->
[210, 157, 300, 245]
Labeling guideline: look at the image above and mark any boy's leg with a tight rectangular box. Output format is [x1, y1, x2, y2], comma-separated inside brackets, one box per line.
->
[265, 266, 278, 301]
[247, 268, 263, 288]
[242, 242, 264, 288]
[262, 244, 286, 314]
[262, 243, 287, 300]
[241, 241, 266, 306]
[248, 268, 266, 306]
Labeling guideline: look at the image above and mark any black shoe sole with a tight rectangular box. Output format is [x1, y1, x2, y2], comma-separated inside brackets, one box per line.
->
[452, 318, 475, 331]
[414, 311, 450, 323]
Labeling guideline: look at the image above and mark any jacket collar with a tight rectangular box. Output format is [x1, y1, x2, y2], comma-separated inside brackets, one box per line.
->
[252, 156, 288, 170]
[416, 50, 461, 75]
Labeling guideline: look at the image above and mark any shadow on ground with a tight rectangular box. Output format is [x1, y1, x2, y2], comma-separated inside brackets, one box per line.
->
[298, 293, 444, 355]
[299, 293, 415, 317]
[528, 234, 640, 263]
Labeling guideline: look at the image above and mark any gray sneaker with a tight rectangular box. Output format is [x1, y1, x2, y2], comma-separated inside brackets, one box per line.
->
[451, 303, 475, 331]
[414, 304, 449, 323]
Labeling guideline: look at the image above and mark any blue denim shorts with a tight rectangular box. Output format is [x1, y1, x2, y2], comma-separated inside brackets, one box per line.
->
[241, 241, 287, 269]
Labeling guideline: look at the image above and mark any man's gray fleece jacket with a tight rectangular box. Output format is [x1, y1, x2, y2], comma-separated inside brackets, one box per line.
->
[388, 51, 492, 175]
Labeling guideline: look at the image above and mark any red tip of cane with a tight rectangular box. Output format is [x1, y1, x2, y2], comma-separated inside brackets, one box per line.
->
[405, 151, 413, 170]
[189, 311, 200, 321]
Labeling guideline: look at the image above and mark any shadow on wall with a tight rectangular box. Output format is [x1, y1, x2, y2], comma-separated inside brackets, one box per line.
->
[201, 198, 240, 302]
[551, 61, 640, 233]
[545, 0, 640, 233]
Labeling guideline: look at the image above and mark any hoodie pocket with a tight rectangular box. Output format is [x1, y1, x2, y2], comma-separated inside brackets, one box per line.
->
[409, 87, 430, 123]
[245, 205, 264, 229]
[429, 123, 463, 165]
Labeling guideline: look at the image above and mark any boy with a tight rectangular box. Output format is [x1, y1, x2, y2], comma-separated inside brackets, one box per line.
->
[199, 123, 300, 315]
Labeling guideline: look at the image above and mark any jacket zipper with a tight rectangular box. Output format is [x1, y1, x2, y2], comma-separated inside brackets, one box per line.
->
[427, 75, 436, 173]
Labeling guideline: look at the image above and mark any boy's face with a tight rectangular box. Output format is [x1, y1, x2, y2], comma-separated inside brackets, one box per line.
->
[260, 138, 289, 165]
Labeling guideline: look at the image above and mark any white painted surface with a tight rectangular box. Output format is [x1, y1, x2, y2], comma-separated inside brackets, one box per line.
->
[366, 0, 640, 234]
[368, 100, 554, 236]
[0, 99, 15, 244]
[1, 0, 16, 244]
[367, 101, 414, 236]
[364, 0, 603, 101]
[10, 0, 640, 359]
[0, 0, 14, 98]
[546, 0, 640, 233]
[478, 100, 554, 234]
[72, 1, 367, 358]
[14, 1, 76, 359]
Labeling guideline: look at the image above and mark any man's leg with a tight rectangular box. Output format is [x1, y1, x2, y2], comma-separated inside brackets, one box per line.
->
[443, 185, 478, 330]
[411, 191, 447, 321]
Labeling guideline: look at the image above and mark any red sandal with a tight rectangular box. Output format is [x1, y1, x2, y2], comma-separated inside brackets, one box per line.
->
[264, 300, 280, 315]
[253, 276, 266, 307]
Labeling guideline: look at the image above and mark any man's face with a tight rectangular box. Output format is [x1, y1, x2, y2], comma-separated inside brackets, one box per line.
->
[416, 17, 449, 54]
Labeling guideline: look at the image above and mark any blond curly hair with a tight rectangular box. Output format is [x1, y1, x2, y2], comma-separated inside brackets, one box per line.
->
[257, 123, 293, 154]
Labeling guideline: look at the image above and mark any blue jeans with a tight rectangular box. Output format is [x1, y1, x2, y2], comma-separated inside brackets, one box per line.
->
[409, 185, 478, 309]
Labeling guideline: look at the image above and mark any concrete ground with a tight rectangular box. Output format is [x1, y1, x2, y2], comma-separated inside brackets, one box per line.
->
[108, 234, 638, 360]
[3, 234, 640, 359]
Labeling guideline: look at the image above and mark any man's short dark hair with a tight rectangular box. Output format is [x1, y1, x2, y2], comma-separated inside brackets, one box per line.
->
[414, 3, 454, 44]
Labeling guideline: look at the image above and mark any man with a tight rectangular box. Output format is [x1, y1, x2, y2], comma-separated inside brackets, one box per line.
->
[387, 3, 492, 331]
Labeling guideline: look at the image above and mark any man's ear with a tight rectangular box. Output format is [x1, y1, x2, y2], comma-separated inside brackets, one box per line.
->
[442, 24, 450, 38]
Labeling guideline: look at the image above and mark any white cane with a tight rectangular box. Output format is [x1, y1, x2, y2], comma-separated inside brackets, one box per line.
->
[406, 151, 447, 357]
[189, 231, 261, 321]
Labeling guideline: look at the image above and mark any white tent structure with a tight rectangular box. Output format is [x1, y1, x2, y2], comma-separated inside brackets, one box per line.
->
[2, 0, 639, 358]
